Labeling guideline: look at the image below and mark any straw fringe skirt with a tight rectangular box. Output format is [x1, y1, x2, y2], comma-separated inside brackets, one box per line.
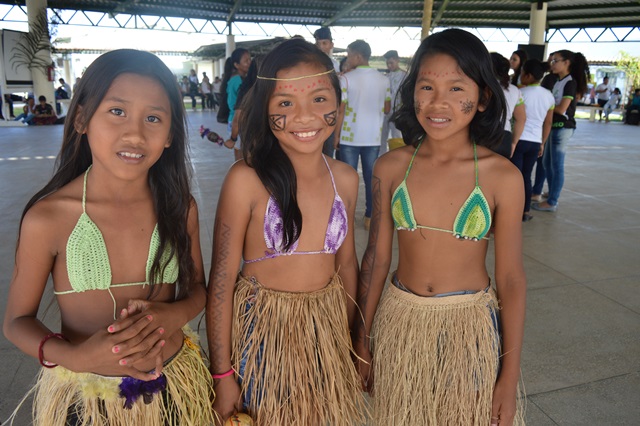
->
[232, 274, 367, 425]
[5, 329, 216, 426]
[371, 283, 525, 426]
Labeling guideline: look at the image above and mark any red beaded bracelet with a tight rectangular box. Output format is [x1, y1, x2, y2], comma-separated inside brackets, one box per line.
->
[211, 368, 234, 380]
[38, 333, 68, 368]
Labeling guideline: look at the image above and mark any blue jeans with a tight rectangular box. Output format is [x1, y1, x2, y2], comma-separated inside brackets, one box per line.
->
[511, 140, 541, 213]
[14, 112, 34, 124]
[542, 127, 574, 206]
[338, 144, 379, 217]
[532, 156, 546, 195]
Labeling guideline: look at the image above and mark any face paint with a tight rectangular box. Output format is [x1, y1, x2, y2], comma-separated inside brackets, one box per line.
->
[414, 100, 424, 117]
[269, 114, 286, 131]
[324, 110, 337, 126]
[460, 100, 474, 115]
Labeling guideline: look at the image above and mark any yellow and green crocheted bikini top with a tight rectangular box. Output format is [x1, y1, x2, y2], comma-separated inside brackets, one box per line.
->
[391, 142, 491, 241]
[55, 166, 179, 318]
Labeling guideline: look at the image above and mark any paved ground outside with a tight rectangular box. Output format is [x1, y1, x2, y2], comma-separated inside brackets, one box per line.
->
[1, 111, 639, 425]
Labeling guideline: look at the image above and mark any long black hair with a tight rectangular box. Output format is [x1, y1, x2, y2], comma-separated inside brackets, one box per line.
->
[491, 52, 511, 89]
[235, 55, 264, 111]
[393, 28, 506, 149]
[20, 49, 196, 300]
[510, 49, 527, 86]
[554, 49, 590, 99]
[220, 48, 250, 100]
[241, 38, 340, 251]
[522, 59, 550, 82]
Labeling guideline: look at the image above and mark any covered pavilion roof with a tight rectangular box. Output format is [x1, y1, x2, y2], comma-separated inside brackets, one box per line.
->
[2, 1, 639, 31]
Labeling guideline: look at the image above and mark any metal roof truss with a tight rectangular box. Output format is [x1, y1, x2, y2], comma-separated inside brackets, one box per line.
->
[1, 3, 639, 43]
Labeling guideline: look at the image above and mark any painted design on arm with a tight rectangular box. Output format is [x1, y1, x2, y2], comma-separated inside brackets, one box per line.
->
[324, 110, 337, 127]
[354, 175, 382, 348]
[207, 218, 231, 372]
[460, 99, 475, 115]
[269, 114, 286, 131]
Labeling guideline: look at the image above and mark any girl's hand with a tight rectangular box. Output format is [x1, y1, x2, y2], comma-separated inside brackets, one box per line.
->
[71, 315, 164, 381]
[107, 299, 181, 369]
[354, 344, 374, 394]
[223, 139, 236, 149]
[213, 375, 243, 424]
[490, 378, 518, 426]
[538, 144, 545, 158]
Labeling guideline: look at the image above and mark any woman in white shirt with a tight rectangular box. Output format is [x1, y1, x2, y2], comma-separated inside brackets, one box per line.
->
[512, 59, 556, 221]
[491, 52, 526, 158]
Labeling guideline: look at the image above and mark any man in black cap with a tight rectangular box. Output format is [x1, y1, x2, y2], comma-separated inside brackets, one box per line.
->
[314, 27, 341, 159]
[380, 50, 407, 155]
[313, 27, 340, 73]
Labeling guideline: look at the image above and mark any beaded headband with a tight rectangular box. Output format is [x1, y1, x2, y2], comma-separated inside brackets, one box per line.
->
[256, 69, 334, 81]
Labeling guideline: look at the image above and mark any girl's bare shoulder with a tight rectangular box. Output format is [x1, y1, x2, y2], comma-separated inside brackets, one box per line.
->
[224, 159, 260, 185]
[326, 156, 358, 185]
[20, 175, 85, 248]
[220, 159, 268, 202]
[476, 145, 522, 190]
[376, 144, 416, 178]
[24, 176, 83, 224]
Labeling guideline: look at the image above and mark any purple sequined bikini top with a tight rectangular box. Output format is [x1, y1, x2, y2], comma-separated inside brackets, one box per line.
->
[244, 155, 348, 263]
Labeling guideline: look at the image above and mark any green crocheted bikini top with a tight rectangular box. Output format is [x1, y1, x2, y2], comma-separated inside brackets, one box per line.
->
[391, 142, 492, 241]
[55, 166, 179, 318]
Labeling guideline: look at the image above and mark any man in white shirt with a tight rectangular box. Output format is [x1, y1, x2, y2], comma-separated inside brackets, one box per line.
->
[313, 27, 341, 73]
[595, 76, 611, 121]
[314, 26, 341, 158]
[380, 50, 407, 155]
[336, 39, 391, 229]
[58, 78, 72, 98]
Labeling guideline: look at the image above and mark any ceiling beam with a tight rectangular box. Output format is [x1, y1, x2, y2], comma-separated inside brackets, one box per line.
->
[432, 0, 452, 29]
[227, 0, 243, 25]
[322, 0, 369, 27]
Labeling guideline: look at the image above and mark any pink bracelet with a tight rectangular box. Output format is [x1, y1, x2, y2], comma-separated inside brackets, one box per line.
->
[38, 333, 68, 368]
[211, 368, 234, 380]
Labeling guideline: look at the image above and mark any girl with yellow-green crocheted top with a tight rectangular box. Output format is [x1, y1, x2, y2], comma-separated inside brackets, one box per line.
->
[3, 50, 216, 425]
[353, 29, 527, 426]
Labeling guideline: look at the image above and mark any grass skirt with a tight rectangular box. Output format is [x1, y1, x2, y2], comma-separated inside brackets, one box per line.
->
[371, 283, 525, 425]
[232, 273, 367, 425]
[5, 328, 216, 426]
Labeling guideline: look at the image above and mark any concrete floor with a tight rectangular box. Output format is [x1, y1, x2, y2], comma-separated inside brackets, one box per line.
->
[1, 112, 639, 425]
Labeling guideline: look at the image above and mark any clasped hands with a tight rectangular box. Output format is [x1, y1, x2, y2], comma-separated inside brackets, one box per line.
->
[81, 299, 178, 381]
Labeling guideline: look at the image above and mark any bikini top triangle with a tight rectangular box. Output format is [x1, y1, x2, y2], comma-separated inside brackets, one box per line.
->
[244, 155, 348, 263]
[55, 166, 178, 317]
[391, 142, 492, 241]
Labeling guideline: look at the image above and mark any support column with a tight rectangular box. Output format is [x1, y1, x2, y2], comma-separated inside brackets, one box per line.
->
[63, 57, 71, 85]
[26, 0, 54, 104]
[529, 1, 548, 45]
[217, 58, 225, 78]
[421, 0, 434, 40]
[226, 34, 236, 58]
[523, 1, 548, 61]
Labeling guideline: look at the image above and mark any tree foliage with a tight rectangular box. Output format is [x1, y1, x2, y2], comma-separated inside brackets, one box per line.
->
[10, 9, 51, 73]
[616, 51, 640, 91]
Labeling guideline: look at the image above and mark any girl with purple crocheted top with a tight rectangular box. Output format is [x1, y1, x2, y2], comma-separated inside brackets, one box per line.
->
[207, 38, 366, 425]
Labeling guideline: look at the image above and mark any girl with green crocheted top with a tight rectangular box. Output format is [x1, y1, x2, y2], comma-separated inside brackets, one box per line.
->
[353, 29, 527, 426]
[3, 50, 216, 425]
